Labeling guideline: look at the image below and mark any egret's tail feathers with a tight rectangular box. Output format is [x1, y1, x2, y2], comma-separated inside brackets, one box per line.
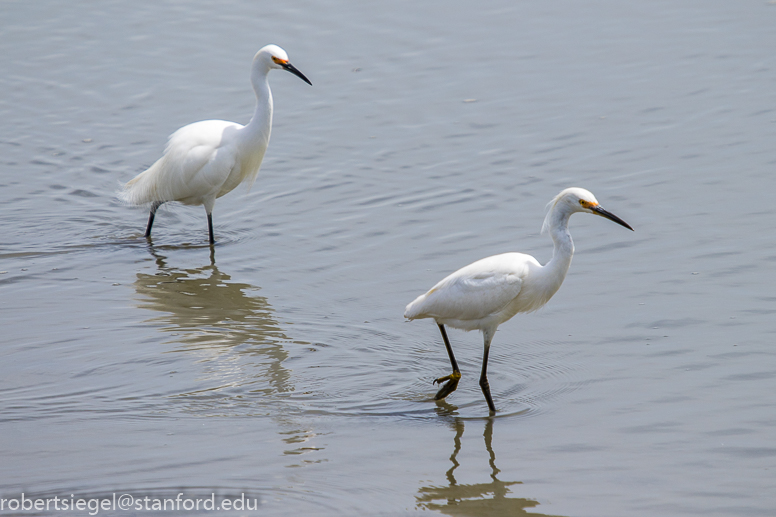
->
[404, 294, 428, 320]
[117, 175, 146, 206]
[117, 158, 172, 206]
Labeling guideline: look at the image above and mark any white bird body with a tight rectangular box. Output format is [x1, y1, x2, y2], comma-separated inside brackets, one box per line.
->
[122, 118, 268, 211]
[119, 44, 310, 243]
[405, 187, 633, 413]
[404, 252, 565, 332]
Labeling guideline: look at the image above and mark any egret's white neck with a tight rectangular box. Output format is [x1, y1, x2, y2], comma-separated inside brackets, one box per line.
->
[244, 67, 273, 142]
[543, 203, 575, 284]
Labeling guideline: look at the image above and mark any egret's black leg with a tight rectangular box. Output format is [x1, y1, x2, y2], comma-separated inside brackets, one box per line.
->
[433, 323, 461, 400]
[438, 323, 459, 372]
[479, 332, 496, 413]
[207, 213, 215, 244]
[145, 201, 163, 238]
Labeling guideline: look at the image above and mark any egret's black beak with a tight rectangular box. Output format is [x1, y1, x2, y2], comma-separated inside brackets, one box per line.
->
[592, 205, 633, 231]
[281, 62, 312, 86]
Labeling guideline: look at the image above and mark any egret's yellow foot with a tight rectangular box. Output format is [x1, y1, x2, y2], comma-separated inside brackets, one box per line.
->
[433, 370, 461, 400]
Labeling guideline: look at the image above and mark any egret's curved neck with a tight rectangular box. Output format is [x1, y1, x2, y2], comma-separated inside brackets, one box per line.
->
[543, 204, 575, 283]
[245, 68, 273, 142]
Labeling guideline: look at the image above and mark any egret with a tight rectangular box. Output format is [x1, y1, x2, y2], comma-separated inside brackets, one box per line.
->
[119, 44, 311, 244]
[404, 187, 633, 413]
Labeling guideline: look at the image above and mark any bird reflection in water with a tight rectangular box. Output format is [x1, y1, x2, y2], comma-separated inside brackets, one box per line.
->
[134, 248, 299, 412]
[416, 412, 565, 517]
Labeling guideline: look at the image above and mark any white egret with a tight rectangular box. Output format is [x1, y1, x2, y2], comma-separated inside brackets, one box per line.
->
[405, 187, 633, 413]
[119, 44, 311, 244]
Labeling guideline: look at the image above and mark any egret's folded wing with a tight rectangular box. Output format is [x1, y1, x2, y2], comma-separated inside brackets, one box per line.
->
[425, 269, 524, 321]
[161, 121, 240, 201]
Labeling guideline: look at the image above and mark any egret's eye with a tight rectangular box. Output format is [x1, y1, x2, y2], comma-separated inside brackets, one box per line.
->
[271, 56, 287, 65]
[579, 199, 597, 209]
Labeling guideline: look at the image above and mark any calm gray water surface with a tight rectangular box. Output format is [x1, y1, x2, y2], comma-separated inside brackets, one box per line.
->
[2, 1, 776, 515]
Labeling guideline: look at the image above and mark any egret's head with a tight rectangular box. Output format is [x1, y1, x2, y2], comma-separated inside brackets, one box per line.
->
[253, 44, 312, 85]
[543, 187, 633, 233]
[556, 187, 599, 213]
[259, 44, 289, 69]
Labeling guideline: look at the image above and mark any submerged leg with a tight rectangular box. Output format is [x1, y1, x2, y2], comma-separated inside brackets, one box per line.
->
[207, 212, 215, 245]
[479, 328, 496, 413]
[433, 323, 462, 400]
[145, 201, 164, 238]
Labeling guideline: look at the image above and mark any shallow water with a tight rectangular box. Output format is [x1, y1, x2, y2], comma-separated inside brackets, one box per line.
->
[2, 0, 776, 515]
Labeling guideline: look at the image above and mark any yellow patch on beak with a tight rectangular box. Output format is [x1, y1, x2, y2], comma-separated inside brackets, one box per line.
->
[579, 200, 599, 209]
[271, 56, 288, 65]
